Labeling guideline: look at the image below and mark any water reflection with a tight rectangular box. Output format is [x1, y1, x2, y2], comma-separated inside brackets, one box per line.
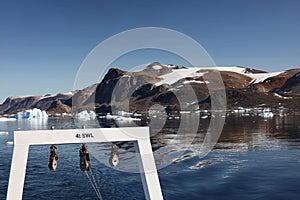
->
[2, 114, 300, 171]
[2, 114, 300, 199]
[151, 114, 300, 168]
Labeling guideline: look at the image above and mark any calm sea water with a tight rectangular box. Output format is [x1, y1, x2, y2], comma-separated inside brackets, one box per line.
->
[1, 114, 300, 200]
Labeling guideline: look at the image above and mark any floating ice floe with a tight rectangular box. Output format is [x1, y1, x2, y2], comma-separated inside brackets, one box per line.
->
[13, 108, 48, 119]
[105, 113, 141, 122]
[201, 115, 209, 119]
[75, 110, 96, 120]
[0, 117, 16, 121]
[6, 141, 14, 145]
[52, 112, 72, 117]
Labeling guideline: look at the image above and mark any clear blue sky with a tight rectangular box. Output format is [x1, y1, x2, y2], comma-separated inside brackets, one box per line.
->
[1, 0, 300, 103]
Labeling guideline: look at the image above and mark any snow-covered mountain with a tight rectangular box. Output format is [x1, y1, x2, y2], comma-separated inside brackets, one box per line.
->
[1, 62, 300, 115]
[94, 63, 300, 111]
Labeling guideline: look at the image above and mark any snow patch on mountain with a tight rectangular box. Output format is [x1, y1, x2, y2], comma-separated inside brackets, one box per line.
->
[156, 68, 207, 86]
[152, 65, 162, 70]
[273, 93, 293, 99]
[183, 80, 208, 84]
[213, 66, 283, 84]
[248, 72, 282, 83]
[155, 65, 283, 86]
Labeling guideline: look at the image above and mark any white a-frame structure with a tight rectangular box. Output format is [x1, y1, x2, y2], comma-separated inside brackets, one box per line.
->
[7, 127, 163, 200]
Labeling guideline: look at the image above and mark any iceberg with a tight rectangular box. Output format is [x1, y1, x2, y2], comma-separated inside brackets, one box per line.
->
[13, 108, 48, 119]
[258, 108, 274, 118]
[75, 110, 97, 120]
[89, 111, 96, 120]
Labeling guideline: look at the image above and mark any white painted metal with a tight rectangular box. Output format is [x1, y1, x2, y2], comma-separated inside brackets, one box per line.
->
[7, 127, 163, 200]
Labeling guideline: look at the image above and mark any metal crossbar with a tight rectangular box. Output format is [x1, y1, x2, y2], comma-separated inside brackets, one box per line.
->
[7, 127, 163, 200]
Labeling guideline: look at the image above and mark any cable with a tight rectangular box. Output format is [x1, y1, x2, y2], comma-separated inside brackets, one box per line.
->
[89, 168, 102, 198]
[85, 171, 103, 200]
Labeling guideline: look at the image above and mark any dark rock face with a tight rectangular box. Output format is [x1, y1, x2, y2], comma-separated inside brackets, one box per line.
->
[46, 99, 72, 114]
[34, 93, 73, 111]
[279, 73, 300, 96]
[226, 88, 280, 108]
[1, 62, 300, 115]
[251, 69, 300, 92]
